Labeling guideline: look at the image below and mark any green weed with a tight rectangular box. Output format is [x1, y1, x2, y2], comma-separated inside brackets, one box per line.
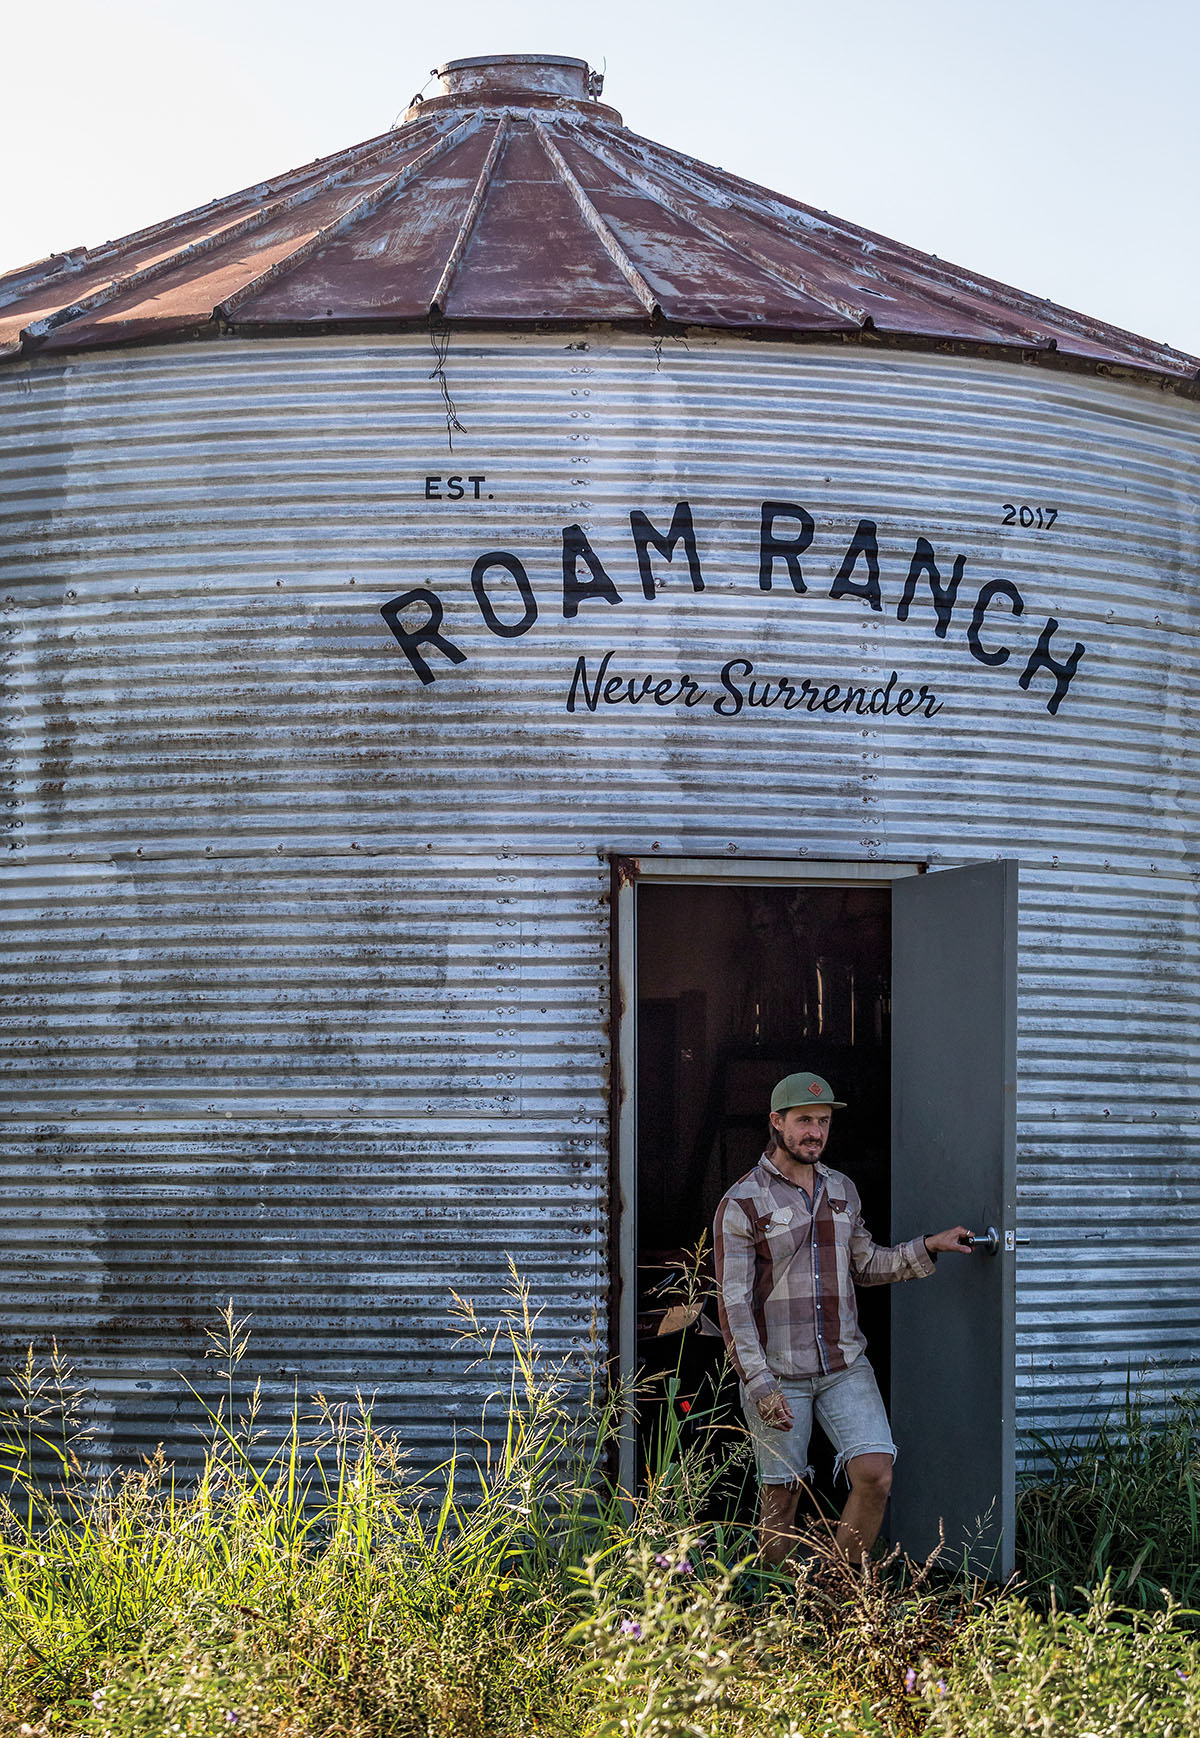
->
[916, 1579, 1200, 1737]
[0, 1277, 1196, 1736]
[1017, 1378, 1200, 1610]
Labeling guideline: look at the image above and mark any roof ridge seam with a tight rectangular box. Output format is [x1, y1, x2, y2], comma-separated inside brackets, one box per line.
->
[598, 127, 1066, 346]
[19, 126, 450, 345]
[430, 115, 510, 316]
[614, 128, 1177, 353]
[565, 121, 868, 328]
[218, 113, 487, 322]
[6, 124, 426, 318]
[529, 118, 660, 319]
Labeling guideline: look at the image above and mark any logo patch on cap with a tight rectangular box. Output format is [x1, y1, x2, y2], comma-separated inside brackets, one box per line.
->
[809, 1080, 823, 1096]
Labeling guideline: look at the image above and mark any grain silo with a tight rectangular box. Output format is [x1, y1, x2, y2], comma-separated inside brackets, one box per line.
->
[3, 53, 1197, 1574]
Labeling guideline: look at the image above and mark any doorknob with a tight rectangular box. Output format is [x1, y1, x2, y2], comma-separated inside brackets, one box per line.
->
[966, 1226, 1000, 1255]
[966, 1228, 1029, 1254]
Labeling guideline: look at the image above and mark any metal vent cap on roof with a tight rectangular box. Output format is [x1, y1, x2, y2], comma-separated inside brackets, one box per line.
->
[403, 54, 618, 124]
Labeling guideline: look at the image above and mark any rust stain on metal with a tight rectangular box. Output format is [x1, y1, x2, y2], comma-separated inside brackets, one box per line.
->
[1, 53, 1196, 392]
[611, 855, 641, 891]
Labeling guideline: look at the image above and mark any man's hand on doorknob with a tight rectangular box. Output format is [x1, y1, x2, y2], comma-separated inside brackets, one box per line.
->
[923, 1226, 974, 1256]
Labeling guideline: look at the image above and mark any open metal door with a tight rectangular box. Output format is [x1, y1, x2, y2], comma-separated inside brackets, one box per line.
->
[890, 861, 1017, 1578]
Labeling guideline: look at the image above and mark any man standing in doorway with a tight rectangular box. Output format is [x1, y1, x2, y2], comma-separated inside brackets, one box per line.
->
[713, 1072, 971, 1567]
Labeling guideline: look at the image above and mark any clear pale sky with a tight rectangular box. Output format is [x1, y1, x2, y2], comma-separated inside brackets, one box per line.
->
[3, 0, 1197, 357]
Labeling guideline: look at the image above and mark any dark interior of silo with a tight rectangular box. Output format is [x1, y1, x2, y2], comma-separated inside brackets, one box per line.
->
[634, 880, 892, 1520]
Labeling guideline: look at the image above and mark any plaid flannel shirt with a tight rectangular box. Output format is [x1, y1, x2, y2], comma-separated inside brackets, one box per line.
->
[713, 1151, 935, 1399]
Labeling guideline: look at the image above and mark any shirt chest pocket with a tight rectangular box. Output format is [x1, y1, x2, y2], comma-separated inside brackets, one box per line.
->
[759, 1209, 807, 1254]
[827, 1200, 853, 1244]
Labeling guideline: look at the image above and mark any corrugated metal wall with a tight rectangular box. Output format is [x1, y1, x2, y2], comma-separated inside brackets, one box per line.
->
[2, 332, 1198, 1465]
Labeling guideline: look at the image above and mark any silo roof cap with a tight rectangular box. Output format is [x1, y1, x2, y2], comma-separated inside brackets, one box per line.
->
[412, 54, 614, 117]
[1, 52, 1196, 397]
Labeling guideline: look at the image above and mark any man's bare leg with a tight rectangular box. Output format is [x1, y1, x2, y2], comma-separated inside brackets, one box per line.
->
[834, 1452, 893, 1564]
[759, 1481, 802, 1567]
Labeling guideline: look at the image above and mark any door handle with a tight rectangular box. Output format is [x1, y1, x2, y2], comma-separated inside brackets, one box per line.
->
[966, 1227, 1029, 1254]
[966, 1227, 999, 1255]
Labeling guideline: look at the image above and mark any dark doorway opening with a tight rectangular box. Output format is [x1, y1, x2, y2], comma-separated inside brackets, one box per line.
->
[634, 880, 893, 1514]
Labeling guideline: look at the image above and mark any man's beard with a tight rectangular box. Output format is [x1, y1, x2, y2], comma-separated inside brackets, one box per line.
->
[780, 1131, 825, 1161]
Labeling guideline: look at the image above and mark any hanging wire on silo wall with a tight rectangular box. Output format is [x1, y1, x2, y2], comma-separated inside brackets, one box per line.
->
[428, 316, 466, 450]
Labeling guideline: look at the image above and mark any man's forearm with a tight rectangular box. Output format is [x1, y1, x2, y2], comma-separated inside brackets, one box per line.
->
[851, 1231, 937, 1285]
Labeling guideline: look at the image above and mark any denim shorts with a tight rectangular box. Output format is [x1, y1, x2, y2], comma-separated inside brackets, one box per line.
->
[740, 1358, 897, 1488]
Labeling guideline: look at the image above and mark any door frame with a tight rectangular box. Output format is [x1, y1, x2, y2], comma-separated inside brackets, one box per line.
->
[609, 854, 922, 1498]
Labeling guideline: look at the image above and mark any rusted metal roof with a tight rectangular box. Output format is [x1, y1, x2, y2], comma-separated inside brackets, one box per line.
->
[2, 52, 1197, 391]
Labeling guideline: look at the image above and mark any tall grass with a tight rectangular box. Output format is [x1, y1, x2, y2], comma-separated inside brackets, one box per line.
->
[0, 1265, 769, 1735]
[1017, 1378, 1200, 1610]
[1, 1278, 1198, 1736]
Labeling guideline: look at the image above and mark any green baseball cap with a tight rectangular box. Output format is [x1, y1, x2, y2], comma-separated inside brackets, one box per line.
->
[770, 1072, 846, 1112]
